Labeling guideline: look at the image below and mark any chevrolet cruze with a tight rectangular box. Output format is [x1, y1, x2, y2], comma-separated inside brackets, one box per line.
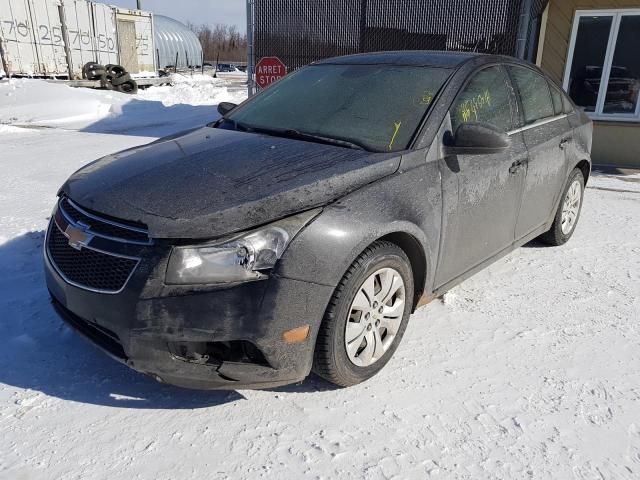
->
[45, 51, 592, 389]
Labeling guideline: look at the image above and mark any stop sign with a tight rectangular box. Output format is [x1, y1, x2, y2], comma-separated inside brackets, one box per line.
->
[255, 57, 287, 89]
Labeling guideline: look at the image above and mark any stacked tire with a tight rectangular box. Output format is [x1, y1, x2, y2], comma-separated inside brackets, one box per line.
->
[82, 62, 138, 94]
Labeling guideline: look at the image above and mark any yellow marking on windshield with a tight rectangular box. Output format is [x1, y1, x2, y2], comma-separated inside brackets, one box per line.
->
[389, 121, 402, 151]
[419, 91, 434, 105]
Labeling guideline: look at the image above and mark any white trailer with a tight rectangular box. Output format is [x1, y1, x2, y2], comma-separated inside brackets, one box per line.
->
[0, 0, 155, 78]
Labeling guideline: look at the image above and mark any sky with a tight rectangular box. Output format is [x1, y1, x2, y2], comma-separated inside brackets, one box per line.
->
[98, 0, 247, 33]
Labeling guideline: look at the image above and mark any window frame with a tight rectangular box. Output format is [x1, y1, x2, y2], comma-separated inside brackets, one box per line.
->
[563, 9, 640, 123]
[448, 64, 518, 134]
[507, 64, 556, 127]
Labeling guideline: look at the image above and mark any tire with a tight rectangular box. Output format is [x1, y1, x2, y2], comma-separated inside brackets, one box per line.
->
[115, 80, 138, 95]
[85, 67, 106, 81]
[99, 73, 115, 90]
[539, 168, 585, 246]
[313, 241, 414, 387]
[82, 62, 102, 79]
[111, 72, 132, 86]
[105, 64, 127, 77]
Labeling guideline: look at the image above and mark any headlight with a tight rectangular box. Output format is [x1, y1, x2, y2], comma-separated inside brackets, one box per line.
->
[166, 209, 321, 285]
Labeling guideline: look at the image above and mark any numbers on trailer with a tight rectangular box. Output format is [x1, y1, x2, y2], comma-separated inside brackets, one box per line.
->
[2, 18, 117, 53]
[37, 25, 63, 44]
[136, 35, 150, 55]
[97, 34, 117, 52]
[1, 19, 32, 39]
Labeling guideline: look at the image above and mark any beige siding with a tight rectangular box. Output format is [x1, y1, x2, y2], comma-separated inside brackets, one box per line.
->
[538, 0, 640, 167]
[592, 123, 640, 168]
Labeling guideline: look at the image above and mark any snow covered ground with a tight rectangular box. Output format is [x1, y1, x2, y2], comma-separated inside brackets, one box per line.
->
[0, 78, 639, 480]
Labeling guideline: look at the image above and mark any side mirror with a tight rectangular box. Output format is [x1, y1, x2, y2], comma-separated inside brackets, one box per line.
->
[444, 122, 511, 155]
[217, 102, 238, 116]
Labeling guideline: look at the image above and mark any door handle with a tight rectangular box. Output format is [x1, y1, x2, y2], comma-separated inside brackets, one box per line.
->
[559, 137, 572, 149]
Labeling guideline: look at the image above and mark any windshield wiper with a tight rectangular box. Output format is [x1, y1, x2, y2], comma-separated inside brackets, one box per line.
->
[217, 121, 371, 151]
[216, 117, 254, 132]
[281, 129, 368, 151]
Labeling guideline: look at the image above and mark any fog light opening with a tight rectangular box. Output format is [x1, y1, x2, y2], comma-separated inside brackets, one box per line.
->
[168, 340, 271, 367]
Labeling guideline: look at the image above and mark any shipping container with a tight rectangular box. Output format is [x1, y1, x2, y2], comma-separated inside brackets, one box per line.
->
[114, 7, 154, 74]
[0, 0, 41, 75]
[24, 0, 68, 75]
[0, 0, 155, 77]
[91, 1, 118, 67]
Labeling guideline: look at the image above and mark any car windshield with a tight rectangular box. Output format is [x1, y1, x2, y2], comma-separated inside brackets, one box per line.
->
[223, 64, 451, 152]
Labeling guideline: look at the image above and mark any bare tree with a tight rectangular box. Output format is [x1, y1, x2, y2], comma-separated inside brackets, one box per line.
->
[189, 23, 248, 63]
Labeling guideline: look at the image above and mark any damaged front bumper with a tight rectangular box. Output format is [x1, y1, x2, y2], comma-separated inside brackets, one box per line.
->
[44, 235, 334, 390]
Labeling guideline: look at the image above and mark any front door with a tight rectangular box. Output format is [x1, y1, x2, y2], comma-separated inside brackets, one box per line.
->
[508, 66, 571, 239]
[435, 65, 528, 287]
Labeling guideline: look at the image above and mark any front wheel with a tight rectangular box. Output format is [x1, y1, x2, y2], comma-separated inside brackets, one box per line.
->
[313, 241, 414, 387]
[540, 168, 585, 246]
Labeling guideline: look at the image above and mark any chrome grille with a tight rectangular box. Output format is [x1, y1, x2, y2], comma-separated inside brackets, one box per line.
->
[59, 197, 150, 244]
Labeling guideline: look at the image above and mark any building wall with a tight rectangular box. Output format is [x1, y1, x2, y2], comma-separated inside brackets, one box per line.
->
[537, 0, 640, 168]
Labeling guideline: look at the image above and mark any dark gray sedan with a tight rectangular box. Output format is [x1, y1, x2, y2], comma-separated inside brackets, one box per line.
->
[45, 51, 592, 389]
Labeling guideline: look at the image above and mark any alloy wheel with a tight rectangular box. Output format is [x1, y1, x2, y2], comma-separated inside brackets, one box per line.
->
[344, 268, 406, 367]
[561, 179, 582, 235]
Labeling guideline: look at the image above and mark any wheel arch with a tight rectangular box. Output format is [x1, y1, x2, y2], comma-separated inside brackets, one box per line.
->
[378, 232, 427, 312]
[575, 159, 591, 185]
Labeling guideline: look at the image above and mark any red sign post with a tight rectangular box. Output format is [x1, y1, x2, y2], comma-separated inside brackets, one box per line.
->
[255, 57, 287, 89]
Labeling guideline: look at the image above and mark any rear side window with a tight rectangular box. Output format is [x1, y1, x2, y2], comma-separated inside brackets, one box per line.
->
[451, 66, 514, 132]
[509, 66, 555, 124]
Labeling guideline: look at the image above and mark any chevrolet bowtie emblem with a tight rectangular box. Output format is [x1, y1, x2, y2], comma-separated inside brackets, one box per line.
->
[64, 224, 92, 251]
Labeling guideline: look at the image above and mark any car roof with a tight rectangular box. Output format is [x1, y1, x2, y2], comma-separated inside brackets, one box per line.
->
[313, 50, 493, 69]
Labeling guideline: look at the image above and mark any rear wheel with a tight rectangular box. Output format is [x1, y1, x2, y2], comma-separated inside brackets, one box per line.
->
[540, 168, 585, 246]
[313, 241, 414, 387]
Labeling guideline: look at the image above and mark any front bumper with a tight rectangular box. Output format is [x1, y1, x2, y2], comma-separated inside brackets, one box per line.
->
[44, 229, 334, 390]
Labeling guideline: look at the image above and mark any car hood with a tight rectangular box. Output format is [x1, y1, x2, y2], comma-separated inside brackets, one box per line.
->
[61, 127, 401, 239]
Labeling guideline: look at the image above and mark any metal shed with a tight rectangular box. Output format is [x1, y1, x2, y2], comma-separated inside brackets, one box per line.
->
[154, 14, 202, 69]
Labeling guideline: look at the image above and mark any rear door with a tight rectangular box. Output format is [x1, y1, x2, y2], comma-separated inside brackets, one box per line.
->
[508, 66, 572, 239]
[434, 65, 528, 287]
[117, 19, 138, 73]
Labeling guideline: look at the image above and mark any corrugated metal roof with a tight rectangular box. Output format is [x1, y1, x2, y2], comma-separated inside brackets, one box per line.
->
[154, 15, 203, 69]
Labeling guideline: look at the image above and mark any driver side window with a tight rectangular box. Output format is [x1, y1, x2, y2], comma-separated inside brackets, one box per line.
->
[451, 66, 514, 133]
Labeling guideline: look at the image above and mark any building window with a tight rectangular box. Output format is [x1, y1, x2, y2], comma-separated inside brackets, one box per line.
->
[564, 10, 640, 122]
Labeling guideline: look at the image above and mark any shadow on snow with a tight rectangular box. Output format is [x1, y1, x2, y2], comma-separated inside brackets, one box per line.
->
[79, 99, 221, 138]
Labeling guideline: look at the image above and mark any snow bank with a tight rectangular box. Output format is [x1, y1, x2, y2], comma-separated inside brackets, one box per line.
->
[137, 73, 246, 107]
[0, 79, 118, 127]
[0, 76, 247, 134]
